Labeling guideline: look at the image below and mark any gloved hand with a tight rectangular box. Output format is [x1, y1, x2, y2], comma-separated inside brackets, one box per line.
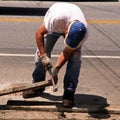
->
[41, 54, 52, 69]
[51, 67, 59, 85]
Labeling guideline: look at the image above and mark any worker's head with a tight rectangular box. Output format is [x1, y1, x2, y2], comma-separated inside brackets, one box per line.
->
[64, 21, 86, 49]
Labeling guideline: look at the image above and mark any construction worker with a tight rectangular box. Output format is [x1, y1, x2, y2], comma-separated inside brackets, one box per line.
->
[23, 2, 88, 108]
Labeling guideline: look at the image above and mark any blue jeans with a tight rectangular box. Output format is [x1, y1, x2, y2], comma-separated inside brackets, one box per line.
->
[32, 32, 82, 92]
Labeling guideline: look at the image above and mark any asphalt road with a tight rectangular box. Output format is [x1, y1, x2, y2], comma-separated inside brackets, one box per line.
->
[0, 1, 120, 119]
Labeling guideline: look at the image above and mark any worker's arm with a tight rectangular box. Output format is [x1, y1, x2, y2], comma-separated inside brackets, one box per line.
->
[55, 47, 75, 71]
[36, 23, 52, 68]
[36, 23, 48, 56]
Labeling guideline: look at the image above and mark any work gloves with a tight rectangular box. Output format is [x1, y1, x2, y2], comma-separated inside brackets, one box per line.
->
[40, 54, 58, 85]
[41, 54, 52, 69]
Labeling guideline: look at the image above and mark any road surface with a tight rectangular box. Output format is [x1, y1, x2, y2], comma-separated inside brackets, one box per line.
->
[0, 1, 120, 120]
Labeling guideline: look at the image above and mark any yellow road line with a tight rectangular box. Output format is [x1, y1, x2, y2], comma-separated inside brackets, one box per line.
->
[0, 17, 120, 24]
[0, 17, 43, 22]
[87, 19, 120, 24]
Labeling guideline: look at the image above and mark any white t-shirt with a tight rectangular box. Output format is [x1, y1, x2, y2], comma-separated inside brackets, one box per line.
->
[44, 3, 87, 33]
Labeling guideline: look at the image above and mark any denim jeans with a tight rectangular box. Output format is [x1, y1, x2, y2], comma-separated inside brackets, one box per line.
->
[32, 32, 82, 92]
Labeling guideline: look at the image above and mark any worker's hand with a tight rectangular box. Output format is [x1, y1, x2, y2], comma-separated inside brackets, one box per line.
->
[51, 67, 59, 85]
[41, 54, 52, 69]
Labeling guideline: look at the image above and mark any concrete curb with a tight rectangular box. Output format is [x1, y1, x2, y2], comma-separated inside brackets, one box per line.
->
[0, 1, 119, 8]
[0, 102, 120, 114]
[0, 1, 53, 8]
[1, 105, 120, 114]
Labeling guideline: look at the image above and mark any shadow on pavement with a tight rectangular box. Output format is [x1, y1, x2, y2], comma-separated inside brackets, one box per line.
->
[40, 93, 110, 119]
[0, 7, 48, 16]
[0, 93, 111, 119]
[75, 94, 110, 119]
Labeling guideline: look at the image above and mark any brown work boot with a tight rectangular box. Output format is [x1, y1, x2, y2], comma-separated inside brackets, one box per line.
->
[62, 90, 74, 108]
[22, 88, 45, 99]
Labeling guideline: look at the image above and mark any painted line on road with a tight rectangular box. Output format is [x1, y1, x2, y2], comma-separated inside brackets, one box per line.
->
[0, 53, 34, 57]
[0, 17, 43, 22]
[0, 17, 120, 24]
[0, 53, 120, 59]
[87, 19, 120, 24]
[82, 55, 120, 59]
